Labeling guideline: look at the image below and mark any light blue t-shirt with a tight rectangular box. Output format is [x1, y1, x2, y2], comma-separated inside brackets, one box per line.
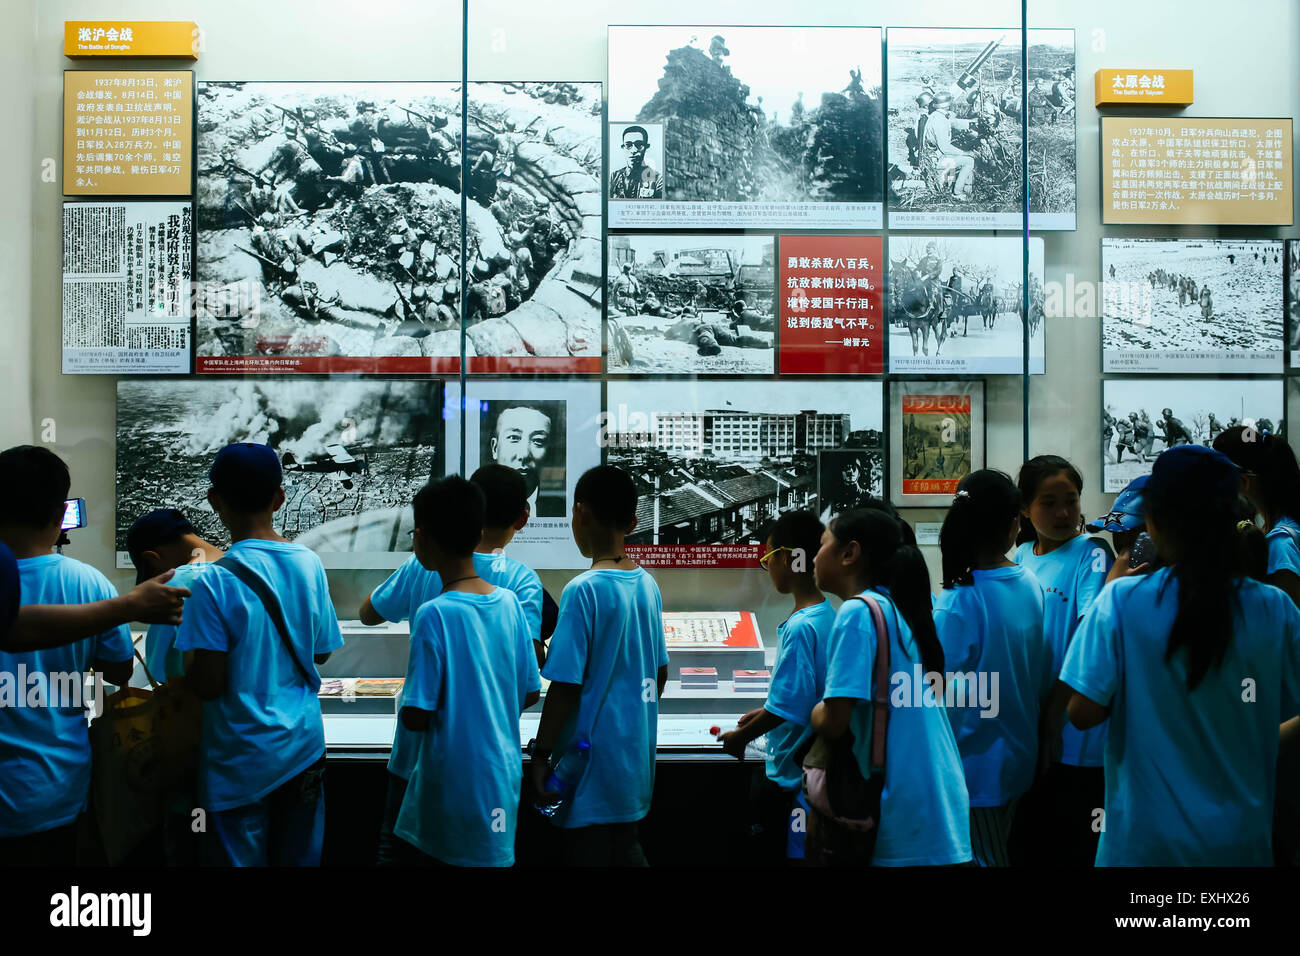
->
[393, 588, 540, 866]
[541, 567, 668, 829]
[823, 590, 972, 867]
[0, 554, 133, 837]
[142, 561, 209, 683]
[1266, 516, 1300, 580]
[377, 551, 543, 780]
[934, 566, 1053, 807]
[175, 539, 343, 812]
[764, 600, 835, 791]
[1013, 534, 1113, 767]
[1061, 568, 1300, 866]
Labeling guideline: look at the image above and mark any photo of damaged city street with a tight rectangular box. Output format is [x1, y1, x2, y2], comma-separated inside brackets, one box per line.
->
[194, 80, 603, 372]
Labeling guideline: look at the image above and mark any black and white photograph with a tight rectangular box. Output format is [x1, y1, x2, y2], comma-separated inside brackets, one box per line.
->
[888, 235, 1044, 374]
[477, 400, 568, 517]
[1102, 239, 1284, 374]
[194, 80, 603, 373]
[606, 379, 884, 555]
[446, 380, 602, 569]
[817, 449, 885, 524]
[607, 233, 774, 374]
[116, 379, 444, 567]
[1101, 377, 1284, 492]
[1287, 239, 1300, 368]
[608, 25, 883, 229]
[886, 27, 1076, 230]
[608, 122, 665, 200]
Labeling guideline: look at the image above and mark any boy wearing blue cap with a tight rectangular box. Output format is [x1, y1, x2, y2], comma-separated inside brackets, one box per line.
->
[1086, 475, 1157, 581]
[176, 442, 343, 867]
[127, 509, 223, 682]
[0, 446, 135, 864]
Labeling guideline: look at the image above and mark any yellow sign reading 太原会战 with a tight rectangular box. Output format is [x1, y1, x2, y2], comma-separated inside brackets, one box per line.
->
[64, 21, 199, 59]
[63, 70, 193, 196]
[1101, 116, 1293, 226]
[1095, 69, 1193, 106]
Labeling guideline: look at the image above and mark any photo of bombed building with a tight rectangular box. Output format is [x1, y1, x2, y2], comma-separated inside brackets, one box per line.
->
[194, 80, 602, 372]
[607, 234, 775, 374]
[607, 382, 883, 548]
[115, 379, 443, 565]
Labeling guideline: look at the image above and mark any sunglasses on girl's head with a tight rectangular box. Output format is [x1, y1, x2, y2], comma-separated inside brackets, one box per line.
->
[759, 546, 791, 569]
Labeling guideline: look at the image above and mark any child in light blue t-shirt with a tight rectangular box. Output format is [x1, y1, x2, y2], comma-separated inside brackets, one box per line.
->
[533, 466, 668, 866]
[810, 506, 972, 867]
[392, 476, 540, 866]
[935, 470, 1054, 867]
[718, 510, 833, 863]
[1010, 455, 1112, 866]
[364, 464, 544, 865]
[1061, 444, 1300, 865]
[0, 446, 135, 865]
[175, 443, 343, 867]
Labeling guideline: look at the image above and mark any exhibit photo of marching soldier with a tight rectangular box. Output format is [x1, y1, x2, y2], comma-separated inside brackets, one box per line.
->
[605, 380, 883, 553]
[1287, 239, 1300, 365]
[886, 28, 1076, 229]
[194, 80, 603, 372]
[1102, 238, 1284, 373]
[608, 25, 883, 228]
[606, 234, 775, 374]
[1101, 378, 1284, 492]
[115, 379, 444, 564]
[888, 235, 1045, 374]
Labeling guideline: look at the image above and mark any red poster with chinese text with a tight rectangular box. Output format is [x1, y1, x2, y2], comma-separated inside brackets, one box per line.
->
[778, 235, 883, 374]
[900, 393, 973, 496]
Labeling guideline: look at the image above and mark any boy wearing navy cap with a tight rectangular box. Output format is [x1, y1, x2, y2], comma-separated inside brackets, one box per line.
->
[175, 443, 343, 866]
[127, 509, 223, 682]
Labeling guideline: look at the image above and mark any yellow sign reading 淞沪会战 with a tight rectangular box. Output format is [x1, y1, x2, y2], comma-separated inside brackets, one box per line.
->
[1095, 69, 1193, 106]
[65, 21, 199, 59]
[63, 70, 193, 196]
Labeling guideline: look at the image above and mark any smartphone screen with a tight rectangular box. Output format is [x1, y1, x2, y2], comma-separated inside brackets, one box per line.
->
[61, 498, 86, 531]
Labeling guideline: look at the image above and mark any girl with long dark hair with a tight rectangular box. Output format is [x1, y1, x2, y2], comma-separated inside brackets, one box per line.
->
[810, 507, 971, 866]
[1060, 445, 1300, 864]
[936, 470, 1054, 866]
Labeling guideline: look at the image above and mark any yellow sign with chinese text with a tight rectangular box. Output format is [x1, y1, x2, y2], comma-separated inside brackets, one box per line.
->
[65, 21, 199, 58]
[64, 71, 193, 196]
[1101, 117, 1292, 225]
[1095, 69, 1193, 106]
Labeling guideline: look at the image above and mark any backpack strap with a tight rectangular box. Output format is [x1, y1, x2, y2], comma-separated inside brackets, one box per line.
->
[845, 592, 892, 774]
[216, 555, 318, 692]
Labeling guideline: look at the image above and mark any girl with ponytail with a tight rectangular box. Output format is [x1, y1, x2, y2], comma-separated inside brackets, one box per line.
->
[1010, 454, 1113, 866]
[809, 505, 972, 866]
[935, 471, 1054, 866]
[1059, 445, 1300, 865]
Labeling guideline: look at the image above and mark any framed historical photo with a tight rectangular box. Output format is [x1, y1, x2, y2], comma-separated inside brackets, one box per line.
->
[606, 379, 884, 567]
[116, 378, 445, 569]
[1101, 377, 1284, 492]
[889, 379, 986, 507]
[608, 25, 884, 230]
[195, 80, 602, 375]
[887, 235, 1044, 375]
[607, 233, 775, 375]
[1287, 240, 1300, 369]
[444, 379, 602, 570]
[886, 28, 1076, 231]
[1102, 238, 1284, 374]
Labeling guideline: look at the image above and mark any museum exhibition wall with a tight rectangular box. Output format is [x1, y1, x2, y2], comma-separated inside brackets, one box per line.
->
[5, 0, 1300, 755]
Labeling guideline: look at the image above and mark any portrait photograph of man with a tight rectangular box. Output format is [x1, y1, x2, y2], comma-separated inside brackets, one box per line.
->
[608, 122, 665, 200]
[479, 400, 568, 517]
